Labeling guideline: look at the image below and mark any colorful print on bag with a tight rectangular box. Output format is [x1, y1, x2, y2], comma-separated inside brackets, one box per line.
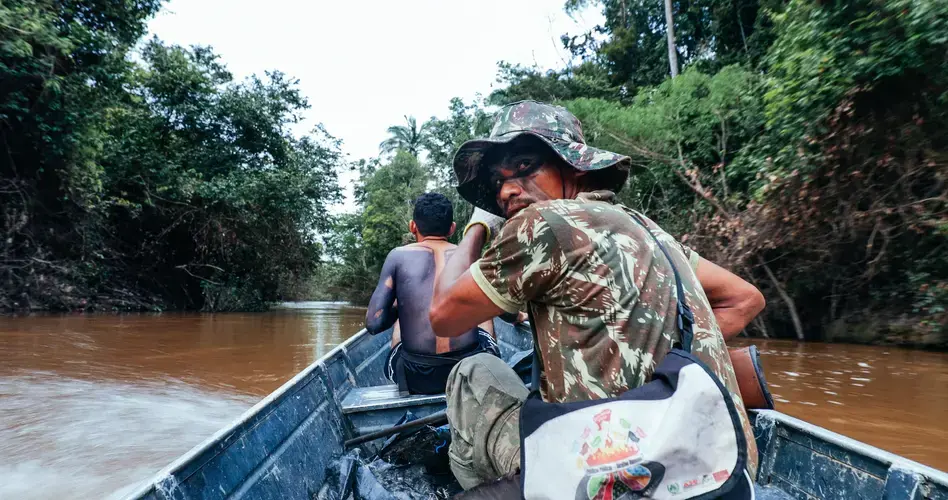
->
[578, 462, 666, 500]
[570, 409, 666, 499]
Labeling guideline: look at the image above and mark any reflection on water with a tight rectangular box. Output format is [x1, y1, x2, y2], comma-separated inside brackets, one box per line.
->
[1, 306, 946, 499]
[0, 302, 366, 499]
[731, 339, 948, 471]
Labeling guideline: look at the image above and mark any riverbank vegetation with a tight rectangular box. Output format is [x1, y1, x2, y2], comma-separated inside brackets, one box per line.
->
[320, 0, 947, 346]
[2, 0, 945, 346]
[1, 0, 340, 311]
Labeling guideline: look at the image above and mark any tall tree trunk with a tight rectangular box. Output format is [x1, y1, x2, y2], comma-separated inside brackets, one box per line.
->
[752, 315, 770, 338]
[760, 261, 805, 341]
[746, 272, 770, 338]
[664, 0, 680, 77]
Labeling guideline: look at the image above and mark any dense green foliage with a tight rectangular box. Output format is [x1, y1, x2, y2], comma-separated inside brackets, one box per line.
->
[563, 66, 765, 234]
[317, 100, 491, 304]
[494, 0, 778, 105]
[554, 0, 947, 344]
[1, 0, 340, 311]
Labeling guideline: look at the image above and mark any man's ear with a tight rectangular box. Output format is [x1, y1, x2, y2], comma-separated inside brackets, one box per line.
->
[409, 220, 417, 234]
[448, 222, 457, 237]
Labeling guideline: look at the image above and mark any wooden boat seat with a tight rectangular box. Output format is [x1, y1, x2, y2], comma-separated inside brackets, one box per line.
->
[341, 384, 447, 435]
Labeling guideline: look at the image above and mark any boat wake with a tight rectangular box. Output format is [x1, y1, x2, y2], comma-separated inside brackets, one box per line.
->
[0, 372, 257, 500]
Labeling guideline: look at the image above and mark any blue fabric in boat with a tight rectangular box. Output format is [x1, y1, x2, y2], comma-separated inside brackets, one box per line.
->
[506, 348, 534, 384]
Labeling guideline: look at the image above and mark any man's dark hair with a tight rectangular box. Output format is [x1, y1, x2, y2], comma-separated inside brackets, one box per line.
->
[412, 193, 454, 236]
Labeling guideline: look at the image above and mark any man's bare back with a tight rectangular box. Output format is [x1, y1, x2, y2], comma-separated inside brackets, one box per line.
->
[366, 239, 481, 354]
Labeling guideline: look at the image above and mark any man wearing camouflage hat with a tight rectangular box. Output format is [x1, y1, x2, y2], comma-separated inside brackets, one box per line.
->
[428, 100, 766, 489]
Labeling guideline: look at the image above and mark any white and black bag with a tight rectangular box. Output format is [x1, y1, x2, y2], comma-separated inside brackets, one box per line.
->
[518, 217, 754, 500]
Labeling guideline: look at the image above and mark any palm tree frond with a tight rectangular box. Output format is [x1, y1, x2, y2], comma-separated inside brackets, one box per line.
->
[379, 115, 430, 157]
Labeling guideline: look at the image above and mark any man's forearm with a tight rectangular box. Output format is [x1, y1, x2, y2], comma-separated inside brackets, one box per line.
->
[713, 307, 754, 340]
[711, 292, 765, 340]
[434, 225, 488, 300]
[366, 303, 397, 334]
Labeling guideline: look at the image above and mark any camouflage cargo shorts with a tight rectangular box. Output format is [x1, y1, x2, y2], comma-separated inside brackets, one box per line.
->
[445, 353, 529, 490]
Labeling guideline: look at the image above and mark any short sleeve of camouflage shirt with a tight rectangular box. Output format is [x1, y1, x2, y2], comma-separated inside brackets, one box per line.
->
[679, 242, 701, 272]
[469, 206, 565, 314]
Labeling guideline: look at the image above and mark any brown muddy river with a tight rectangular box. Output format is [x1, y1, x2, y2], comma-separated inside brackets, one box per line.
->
[0, 303, 946, 499]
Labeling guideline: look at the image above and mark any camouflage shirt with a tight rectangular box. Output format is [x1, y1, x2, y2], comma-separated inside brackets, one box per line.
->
[470, 190, 758, 476]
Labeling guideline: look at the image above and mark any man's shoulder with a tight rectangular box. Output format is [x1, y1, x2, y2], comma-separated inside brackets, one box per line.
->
[509, 198, 598, 223]
[497, 204, 558, 242]
[394, 243, 433, 251]
[493, 200, 609, 254]
[385, 244, 430, 263]
[515, 197, 630, 229]
[391, 242, 455, 257]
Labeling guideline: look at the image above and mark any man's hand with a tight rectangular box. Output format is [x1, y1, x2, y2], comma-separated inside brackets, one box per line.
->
[464, 208, 506, 240]
[499, 310, 530, 324]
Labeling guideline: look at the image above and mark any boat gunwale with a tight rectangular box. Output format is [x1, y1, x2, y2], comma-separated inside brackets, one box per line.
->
[755, 409, 948, 487]
[122, 328, 371, 500]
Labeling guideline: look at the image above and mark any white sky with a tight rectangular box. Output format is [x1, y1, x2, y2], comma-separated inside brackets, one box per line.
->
[147, 0, 603, 159]
[147, 0, 603, 210]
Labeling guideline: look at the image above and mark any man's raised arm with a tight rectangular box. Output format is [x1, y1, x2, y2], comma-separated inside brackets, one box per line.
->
[430, 210, 506, 338]
[365, 252, 399, 334]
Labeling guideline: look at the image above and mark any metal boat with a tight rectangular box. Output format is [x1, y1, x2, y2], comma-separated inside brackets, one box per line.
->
[126, 319, 948, 499]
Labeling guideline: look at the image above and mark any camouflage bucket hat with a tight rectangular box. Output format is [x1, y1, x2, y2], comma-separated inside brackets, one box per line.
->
[453, 100, 631, 216]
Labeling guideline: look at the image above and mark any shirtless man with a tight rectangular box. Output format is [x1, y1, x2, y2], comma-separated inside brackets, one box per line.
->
[365, 193, 499, 395]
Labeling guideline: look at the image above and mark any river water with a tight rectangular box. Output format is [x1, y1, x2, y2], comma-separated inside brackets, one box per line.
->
[0, 303, 945, 499]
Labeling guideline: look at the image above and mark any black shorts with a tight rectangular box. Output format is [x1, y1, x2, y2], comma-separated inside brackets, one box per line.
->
[386, 329, 500, 395]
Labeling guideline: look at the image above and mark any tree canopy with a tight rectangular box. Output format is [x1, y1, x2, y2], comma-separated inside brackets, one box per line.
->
[379, 115, 431, 157]
[1, 0, 341, 311]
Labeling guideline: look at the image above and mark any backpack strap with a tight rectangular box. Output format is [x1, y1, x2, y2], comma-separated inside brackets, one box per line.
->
[528, 308, 542, 392]
[527, 212, 698, 392]
[629, 213, 695, 353]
